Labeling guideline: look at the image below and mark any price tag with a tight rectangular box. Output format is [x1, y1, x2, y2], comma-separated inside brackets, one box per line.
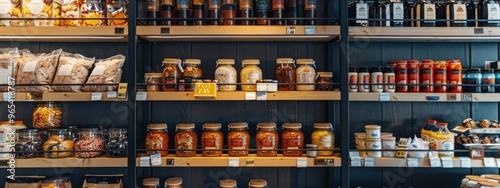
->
[107, 91, 117, 98]
[136, 92, 148, 101]
[484, 157, 497, 168]
[117, 83, 128, 99]
[364, 157, 375, 167]
[2, 92, 11, 101]
[447, 93, 457, 101]
[245, 159, 255, 166]
[139, 156, 150, 167]
[462, 93, 472, 102]
[379, 93, 391, 101]
[150, 154, 162, 166]
[297, 158, 308, 168]
[407, 158, 419, 167]
[256, 83, 267, 91]
[245, 92, 256, 100]
[349, 151, 360, 158]
[430, 157, 441, 167]
[228, 158, 239, 167]
[459, 157, 471, 168]
[305, 26, 316, 35]
[91, 92, 102, 101]
[351, 157, 362, 167]
[256, 91, 267, 100]
[441, 157, 453, 168]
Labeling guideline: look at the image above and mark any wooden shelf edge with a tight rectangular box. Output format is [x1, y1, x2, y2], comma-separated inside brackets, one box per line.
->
[351, 157, 486, 168]
[0, 157, 127, 168]
[2, 92, 127, 102]
[142, 91, 340, 101]
[0, 26, 128, 42]
[349, 27, 500, 42]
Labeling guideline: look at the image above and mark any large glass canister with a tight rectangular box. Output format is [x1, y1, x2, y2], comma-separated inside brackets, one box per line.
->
[275, 58, 296, 91]
[311, 123, 334, 156]
[256, 122, 278, 157]
[296, 59, 317, 91]
[145, 72, 162, 92]
[281, 123, 304, 156]
[75, 128, 104, 158]
[146, 123, 169, 157]
[227, 122, 250, 156]
[106, 128, 128, 157]
[183, 59, 203, 91]
[201, 123, 224, 157]
[43, 129, 74, 158]
[175, 123, 198, 157]
[240, 59, 262, 91]
[215, 59, 237, 91]
[33, 102, 63, 129]
[162, 58, 182, 91]
[16, 129, 44, 158]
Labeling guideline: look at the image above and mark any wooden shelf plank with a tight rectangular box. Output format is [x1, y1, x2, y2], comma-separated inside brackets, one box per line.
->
[143, 91, 340, 101]
[472, 93, 500, 102]
[354, 157, 485, 168]
[390, 93, 459, 102]
[349, 93, 380, 101]
[1, 92, 127, 102]
[0, 157, 127, 168]
[0, 26, 128, 42]
[350, 27, 500, 42]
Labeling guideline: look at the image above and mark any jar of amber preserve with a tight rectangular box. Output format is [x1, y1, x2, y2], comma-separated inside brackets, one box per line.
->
[162, 58, 182, 91]
[183, 59, 203, 91]
[282, 123, 304, 156]
[146, 123, 169, 157]
[145, 73, 162, 92]
[276, 58, 296, 91]
[201, 123, 223, 157]
[312, 123, 334, 156]
[227, 122, 250, 156]
[316, 72, 333, 91]
[256, 122, 278, 157]
[240, 59, 262, 91]
[175, 123, 197, 157]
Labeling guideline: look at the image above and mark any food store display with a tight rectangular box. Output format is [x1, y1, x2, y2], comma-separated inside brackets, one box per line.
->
[75, 128, 104, 158]
[32, 102, 63, 129]
[43, 128, 74, 158]
[454, 118, 500, 149]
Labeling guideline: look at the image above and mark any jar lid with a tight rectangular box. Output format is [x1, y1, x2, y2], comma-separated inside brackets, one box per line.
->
[422, 59, 434, 64]
[217, 59, 235, 65]
[203, 123, 222, 130]
[148, 123, 167, 130]
[142, 178, 159, 186]
[366, 138, 381, 141]
[435, 60, 447, 64]
[426, 119, 436, 123]
[276, 58, 295, 64]
[317, 72, 333, 77]
[296, 59, 315, 65]
[48, 128, 68, 133]
[436, 122, 448, 126]
[283, 123, 302, 129]
[248, 179, 267, 187]
[184, 59, 201, 65]
[78, 128, 99, 132]
[408, 60, 420, 64]
[356, 135, 366, 139]
[163, 58, 182, 64]
[313, 123, 333, 129]
[359, 66, 369, 72]
[371, 66, 382, 72]
[449, 59, 461, 64]
[478, 181, 500, 186]
[349, 66, 357, 72]
[257, 122, 277, 129]
[166, 177, 183, 185]
[384, 66, 395, 73]
[144, 73, 162, 78]
[365, 125, 381, 129]
[470, 68, 482, 72]
[109, 128, 127, 133]
[242, 59, 260, 65]
[228, 122, 248, 129]
[483, 68, 495, 73]
[306, 144, 317, 148]
[396, 60, 407, 64]
[219, 179, 237, 187]
[485, 175, 500, 180]
[468, 176, 489, 182]
[176, 123, 195, 130]
[467, 175, 481, 179]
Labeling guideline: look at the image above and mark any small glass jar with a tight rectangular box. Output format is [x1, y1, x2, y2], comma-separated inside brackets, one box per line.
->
[75, 128, 104, 158]
[316, 72, 333, 91]
[165, 177, 183, 188]
[146, 123, 169, 157]
[183, 59, 203, 79]
[175, 123, 198, 157]
[162, 58, 182, 91]
[143, 178, 160, 188]
[106, 128, 128, 157]
[306, 144, 317, 158]
[282, 123, 304, 156]
[248, 179, 267, 188]
[227, 122, 250, 156]
[276, 58, 296, 91]
[201, 123, 224, 157]
[241, 59, 263, 91]
[311, 123, 334, 156]
[215, 59, 237, 91]
[145, 73, 163, 92]
[43, 129, 74, 158]
[219, 179, 237, 188]
[16, 129, 44, 158]
[256, 122, 278, 157]
[33, 102, 63, 129]
[296, 59, 317, 91]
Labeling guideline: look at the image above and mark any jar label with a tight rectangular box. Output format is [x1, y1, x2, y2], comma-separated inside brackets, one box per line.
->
[358, 74, 370, 90]
[488, 4, 500, 24]
[349, 74, 358, 90]
[164, 77, 177, 90]
[209, 0, 220, 9]
[204, 136, 220, 149]
[320, 136, 332, 148]
[393, 2, 404, 25]
[273, 0, 284, 10]
[256, 0, 268, 12]
[0, 0, 11, 15]
[146, 138, 162, 149]
[246, 71, 260, 84]
[28, 0, 43, 15]
[356, 3, 368, 25]
[286, 137, 299, 149]
[260, 136, 275, 149]
[231, 137, 246, 149]
[305, 0, 316, 10]
[453, 4, 466, 23]
[297, 70, 314, 84]
[421, 69, 433, 92]
[435, 138, 454, 155]
[423, 4, 436, 23]
[239, 0, 251, 9]
[177, 137, 193, 151]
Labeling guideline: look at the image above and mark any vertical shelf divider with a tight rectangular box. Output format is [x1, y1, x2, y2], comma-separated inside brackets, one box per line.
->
[127, 0, 138, 186]
[340, 0, 350, 187]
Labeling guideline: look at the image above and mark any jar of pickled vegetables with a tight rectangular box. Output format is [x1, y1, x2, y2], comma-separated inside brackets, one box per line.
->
[296, 59, 317, 91]
[146, 123, 169, 157]
[43, 129, 74, 158]
[311, 123, 334, 156]
[201, 123, 223, 157]
[227, 122, 250, 156]
[175, 123, 197, 157]
[256, 122, 278, 157]
[316, 72, 333, 91]
[276, 58, 296, 91]
[162, 58, 182, 91]
[75, 128, 104, 158]
[240, 59, 262, 91]
[215, 59, 237, 91]
[145, 73, 162, 92]
[282, 123, 304, 156]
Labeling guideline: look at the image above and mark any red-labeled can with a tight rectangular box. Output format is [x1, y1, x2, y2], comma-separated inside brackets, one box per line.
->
[434, 61, 448, 93]
[395, 60, 408, 92]
[448, 60, 462, 93]
[420, 60, 434, 92]
[407, 60, 420, 92]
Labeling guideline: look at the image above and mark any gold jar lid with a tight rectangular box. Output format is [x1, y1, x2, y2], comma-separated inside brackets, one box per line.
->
[248, 179, 267, 187]
[217, 59, 235, 65]
[296, 59, 315, 65]
[142, 178, 159, 186]
[242, 59, 260, 65]
[257, 122, 277, 130]
[144, 73, 162, 79]
[184, 59, 201, 65]
[203, 123, 222, 130]
[165, 177, 183, 185]
[163, 58, 182, 64]
[317, 72, 333, 78]
[228, 122, 248, 130]
[148, 123, 167, 130]
[176, 123, 195, 130]
[276, 58, 295, 64]
[313, 123, 333, 130]
[219, 179, 237, 187]
[283, 123, 302, 129]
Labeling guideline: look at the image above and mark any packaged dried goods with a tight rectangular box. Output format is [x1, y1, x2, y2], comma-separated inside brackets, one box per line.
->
[106, 0, 127, 26]
[22, 0, 54, 26]
[276, 58, 296, 91]
[61, 0, 79, 26]
[43, 128, 74, 158]
[0, 0, 22, 26]
[15, 129, 44, 158]
[0, 47, 19, 92]
[52, 52, 95, 92]
[144, 72, 162, 92]
[33, 102, 63, 129]
[227, 122, 250, 156]
[175, 123, 197, 157]
[146, 123, 168, 156]
[82, 54, 125, 92]
[162, 58, 182, 91]
[296, 59, 316, 91]
[16, 49, 62, 92]
[311, 123, 334, 156]
[5, 176, 45, 188]
[256, 122, 278, 157]
[201, 123, 223, 157]
[215, 59, 237, 91]
[282, 122, 304, 156]
[240, 59, 262, 91]
[106, 128, 127, 157]
[80, 0, 103, 26]
[75, 128, 104, 158]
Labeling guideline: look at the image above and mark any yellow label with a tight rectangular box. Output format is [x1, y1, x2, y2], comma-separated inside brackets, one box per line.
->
[239, 0, 251, 9]
[118, 83, 128, 99]
[193, 0, 204, 5]
[194, 83, 217, 98]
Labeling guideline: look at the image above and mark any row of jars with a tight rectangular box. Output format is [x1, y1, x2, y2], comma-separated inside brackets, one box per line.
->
[11, 127, 127, 158]
[143, 177, 268, 188]
[145, 122, 335, 157]
[146, 58, 333, 92]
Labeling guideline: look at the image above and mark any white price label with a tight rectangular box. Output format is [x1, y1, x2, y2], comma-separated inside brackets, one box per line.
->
[297, 158, 308, 168]
[351, 157, 362, 167]
[139, 156, 150, 167]
[107, 91, 117, 98]
[228, 158, 239, 167]
[91, 92, 102, 101]
[305, 26, 315, 35]
[441, 157, 453, 168]
[256, 83, 267, 91]
[2, 92, 10, 101]
[245, 92, 257, 100]
[364, 157, 374, 167]
[459, 157, 471, 168]
[484, 157, 497, 168]
[256, 91, 267, 101]
[407, 158, 419, 167]
[379, 93, 390, 101]
[349, 151, 360, 158]
[430, 157, 441, 167]
[150, 154, 162, 166]
[136, 92, 148, 101]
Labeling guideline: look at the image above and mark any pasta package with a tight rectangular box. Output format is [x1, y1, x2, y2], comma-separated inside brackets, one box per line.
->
[0, 0, 23, 26]
[0, 47, 19, 91]
[51, 52, 95, 92]
[16, 49, 62, 92]
[82, 54, 125, 92]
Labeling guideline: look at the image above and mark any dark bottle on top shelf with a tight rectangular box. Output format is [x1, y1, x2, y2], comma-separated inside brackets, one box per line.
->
[160, 0, 175, 25]
[478, 0, 500, 26]
[304, 0, 317, 25]
[412, 0, 437, 27]
[370, 0, 380, 26]
[467, 0, 478, 27]
[192, 0, 205, 25]
[176, 0, 190, 25]
[287, 0, 298, 25]
[209, 0, 222, 25]
[222, 0, 236, 25]
[350, 0, 369, 26]
[444, 0, 468, 26]
[403, 0, 411, 26]
[255, 0, 270, 25]
[436, 1, 446, 26]
[272, 0, 285, 25]
[147, 0, 159, 25]
[239, 0, 253, 25]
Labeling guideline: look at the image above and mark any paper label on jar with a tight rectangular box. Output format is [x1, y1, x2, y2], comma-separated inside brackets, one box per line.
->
[256, 0, 268, 12]
[286, 137, 299, 149]
[0, 0, 12, 15]
[247, 71, 260, 84]
[90, 64, 106, 76]
[260, 136, 276, 149]
[297, 71, 314, 84]
[57, 64, 73, 76]
[231, 137, 246, 149]
[454, 4, 466, 23]
[356, 3, 368, 25]
[177, 137, 193, 151]
[488, 4, 500, 24]
[204, 137, 220, 149]
[22, 60, 39, 73]
[0, 68, 8, 84]
[320, 136, 332, 148]
[239, 0, 251, 9]
[424, 4, 436, 23]
[28, 0, 43, 15]
[393, 2, 404, 25]
[146, 138, 163, 149]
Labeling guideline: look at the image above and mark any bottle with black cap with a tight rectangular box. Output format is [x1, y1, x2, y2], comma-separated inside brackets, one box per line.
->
[349, 66, 359, 92]
[371, 66, 384, 92]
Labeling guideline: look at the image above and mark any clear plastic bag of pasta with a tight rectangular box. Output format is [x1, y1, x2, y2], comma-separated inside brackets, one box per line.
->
[0, 47, 19, 92]
[82, 54, 125, 92]
[52, 52, 95, 92]
[16, 49, 62, 92]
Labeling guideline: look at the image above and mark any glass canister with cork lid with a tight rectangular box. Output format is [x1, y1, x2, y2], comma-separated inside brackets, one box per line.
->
[145, 73, 162, 92]
[165, 177, 183, 188]
[162, 58, 182, 91]
[175, 123, 197, 157]
[240, 59, 262, 91]
[282, 123, 304, 156]
[215, 59, 237, 91]
[317, 72, 333, 91]
[219, 179, 237, 188]
[296, 59, 317, 91]
[227, 122, 250, 156]
[256, 122, 279, 157]
[276, 58, 296, 91]
[202, 123, 224, 157]
[311, 123, 334, 156]
[146, 123, 169, 157]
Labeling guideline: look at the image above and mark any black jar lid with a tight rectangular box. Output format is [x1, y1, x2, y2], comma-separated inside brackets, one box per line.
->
[359, 66, 370, 72]
[349, 66, 357, 72]
[470, 68, 481, 73]
[482, 68, 494, 73]
[384, 66, 395, 73]
[371, 66, 382, 73]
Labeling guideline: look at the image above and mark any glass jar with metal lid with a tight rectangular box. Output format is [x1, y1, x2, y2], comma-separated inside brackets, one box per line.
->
[227, 122, 250, 156]
[33, 102, 63, 129]
[248, 179, 267, 188]
[312, 123, 334, 156]
[165, 177, 183, 188]
[240, 59, 263, 91]
[145, 72, 163, 92]
[162, 58, 182, 91]
[215, 59, 237, 91]
[256, 122, 278, 157]
[16, 129, 44, 158]
[316, 72, 333, 91]
[183, 59, 203, 79]
[276, 58, 296, 91]
[282, 123, 304, 156]
[146, 123, 169, 157]
[219, 179, 237, 188]
[202, 123, 224, 157]
[143, 178, 160, 188]
[175, 123, 197, 157]
[75, 128, 104, 158]
[43, 128, 74, 158]
[106, 128, 128, 157]
[296, 59, 317, 91]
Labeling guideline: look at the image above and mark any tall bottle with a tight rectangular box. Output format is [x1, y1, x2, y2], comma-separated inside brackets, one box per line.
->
[446, 0, 468, 26]
[349, 66, 359, 92]
[412, 0, 437, 27]
[160, 0, 175, 25]
[255, 0, 270, 25]
[358, 66, 371, 92]
[192, 0, 205, 25]
[147, 0, 159, 25]
[287, 0, 298, 25]
[222, 0, 236, 25]
[478, 0, 500, 26]
[209, 0, 222, 25]
[448, 60, 463, 93]
[467, 0, 478, 27]
[239, 0, 253, 25]
[370, 0, 381, 26]
[304, 0, 317, 25]
[390, 0, 406, 27]
[350, 0, 369, 26]
[272, 0, 284, 25]
[176, 0, 190, 25]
